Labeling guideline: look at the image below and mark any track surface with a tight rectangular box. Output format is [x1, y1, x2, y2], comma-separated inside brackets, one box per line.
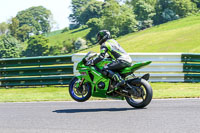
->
[0, 99, 200, 133]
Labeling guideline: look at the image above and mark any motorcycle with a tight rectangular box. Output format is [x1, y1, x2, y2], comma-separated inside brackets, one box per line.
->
[69, 52, 153, 108]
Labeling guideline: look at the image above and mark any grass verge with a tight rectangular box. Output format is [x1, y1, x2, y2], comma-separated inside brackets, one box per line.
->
[0, 83, 200, 102]
[152, 83, 200, 99]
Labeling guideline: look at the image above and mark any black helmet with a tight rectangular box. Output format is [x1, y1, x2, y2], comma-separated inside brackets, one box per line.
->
[97, 30, 111, 45]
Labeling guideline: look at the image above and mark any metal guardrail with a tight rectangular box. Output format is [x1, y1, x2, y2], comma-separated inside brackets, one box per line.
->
[72, 53, 200, 82]
[0, 55, 73, 87]
[1, 53, 200, 87]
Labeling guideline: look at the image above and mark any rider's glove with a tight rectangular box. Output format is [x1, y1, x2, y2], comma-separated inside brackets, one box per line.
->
[107, 55, 112, 59]
[86, 60, 94, 66]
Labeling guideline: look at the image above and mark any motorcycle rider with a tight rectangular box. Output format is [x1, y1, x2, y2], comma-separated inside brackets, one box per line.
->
[87, 30, 132, 93]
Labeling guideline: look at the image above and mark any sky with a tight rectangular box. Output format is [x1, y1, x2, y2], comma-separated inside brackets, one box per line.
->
[0, 0, 72, 31]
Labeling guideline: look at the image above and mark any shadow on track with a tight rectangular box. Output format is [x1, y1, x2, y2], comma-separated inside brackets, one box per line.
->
[53, 108, 145, 113]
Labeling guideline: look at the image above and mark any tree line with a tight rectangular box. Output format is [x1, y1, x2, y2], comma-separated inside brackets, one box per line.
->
[0, 6, 52, 58]
[70, 0, 199, 42]
[0, 0, 200, 58]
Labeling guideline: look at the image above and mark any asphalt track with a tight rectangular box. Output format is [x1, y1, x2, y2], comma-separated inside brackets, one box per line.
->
[0, 99, 200, 133]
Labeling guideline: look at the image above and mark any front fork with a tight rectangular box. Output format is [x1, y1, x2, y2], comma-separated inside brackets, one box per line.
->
[74, 75, 95, 95]
[79, 78, 85, 86]
[73, 76, 84, 92]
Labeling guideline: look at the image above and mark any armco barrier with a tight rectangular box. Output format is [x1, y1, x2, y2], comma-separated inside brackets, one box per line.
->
[1, 53, 200, 87]
[0, 55, 73, 87]
[72, 53, 200, 82]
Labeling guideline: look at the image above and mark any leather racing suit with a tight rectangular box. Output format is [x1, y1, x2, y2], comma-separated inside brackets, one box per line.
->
[93, 39, 132, 91]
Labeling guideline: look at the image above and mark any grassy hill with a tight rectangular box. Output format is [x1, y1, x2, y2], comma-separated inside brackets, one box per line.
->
[47, 27, 91, 47]
[81, 14, 200, 53]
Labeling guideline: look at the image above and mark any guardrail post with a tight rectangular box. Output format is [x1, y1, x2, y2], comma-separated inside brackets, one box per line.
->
[72, 53, 85, 75]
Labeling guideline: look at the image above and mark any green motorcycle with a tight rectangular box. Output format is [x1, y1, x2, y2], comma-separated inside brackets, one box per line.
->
[69, 52, 153, 108]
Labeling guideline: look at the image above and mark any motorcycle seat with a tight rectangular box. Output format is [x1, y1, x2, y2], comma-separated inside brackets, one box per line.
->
[120, 61, 151, 74]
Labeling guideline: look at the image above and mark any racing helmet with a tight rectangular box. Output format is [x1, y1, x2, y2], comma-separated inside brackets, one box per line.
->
[96, 30, 111, 45]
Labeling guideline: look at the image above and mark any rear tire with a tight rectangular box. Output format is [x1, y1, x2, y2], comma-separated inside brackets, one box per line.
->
[69, 77, 91, 102]
[125, 79, 153, 108]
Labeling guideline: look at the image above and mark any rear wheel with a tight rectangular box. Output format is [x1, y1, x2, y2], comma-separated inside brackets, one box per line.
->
[69, 77, 91, 102]
[125, 79, 153, 108]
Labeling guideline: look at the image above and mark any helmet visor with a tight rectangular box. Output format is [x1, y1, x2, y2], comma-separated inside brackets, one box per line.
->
[97, 35, 101, 41]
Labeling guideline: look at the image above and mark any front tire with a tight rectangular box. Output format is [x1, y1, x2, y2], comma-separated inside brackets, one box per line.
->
[125, 79, 153, 108]
[69, 77, 91, 102]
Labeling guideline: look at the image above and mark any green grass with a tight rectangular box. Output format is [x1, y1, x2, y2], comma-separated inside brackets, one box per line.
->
[45, 30, 63, 37]
[0, 83, 200, 102]
[152, 83, 200, 99]
[47, 27, 91, 47]
[81, 14, 200, 53]
[0, 87, 71, 102]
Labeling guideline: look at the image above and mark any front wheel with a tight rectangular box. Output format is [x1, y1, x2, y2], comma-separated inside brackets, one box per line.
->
[69, 77, 91, 102]
[125, 79, 153, 108]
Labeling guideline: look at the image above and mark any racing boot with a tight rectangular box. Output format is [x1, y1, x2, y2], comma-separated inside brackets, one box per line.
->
[113, 73, 125, 89]
[107, 72, 125, 94]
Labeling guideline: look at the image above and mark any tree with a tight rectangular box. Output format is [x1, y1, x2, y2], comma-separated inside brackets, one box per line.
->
[191, 0, 200, 8]
[8, 17, 19, 38]
[16, 6, 52, 35]
[79, 1, 104, 25]
[154, 0, 197, 24]
[86, 0, 137, 41]
[86, 18, 104, 43]
[0, 35, 21, 58]
[129, 0, 156, 29]
[101, 0, 137, 36]
[126, 0, 156, 7]
[8, 17, 33, 42]
[0, 22, 8, 35]
[134, 0, 155, 21]
[23, 35, 49, 57]
[8, 6, 53, 42]
[16, 24, 33, 42]
[69, 0, 94, 26]
[144, 0, 157, 5]
[172, 0, 197, 17]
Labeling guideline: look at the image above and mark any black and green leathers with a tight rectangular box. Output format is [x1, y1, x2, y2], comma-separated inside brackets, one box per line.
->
[93, 39, 132, 92]
[93, 39, 132, 64]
